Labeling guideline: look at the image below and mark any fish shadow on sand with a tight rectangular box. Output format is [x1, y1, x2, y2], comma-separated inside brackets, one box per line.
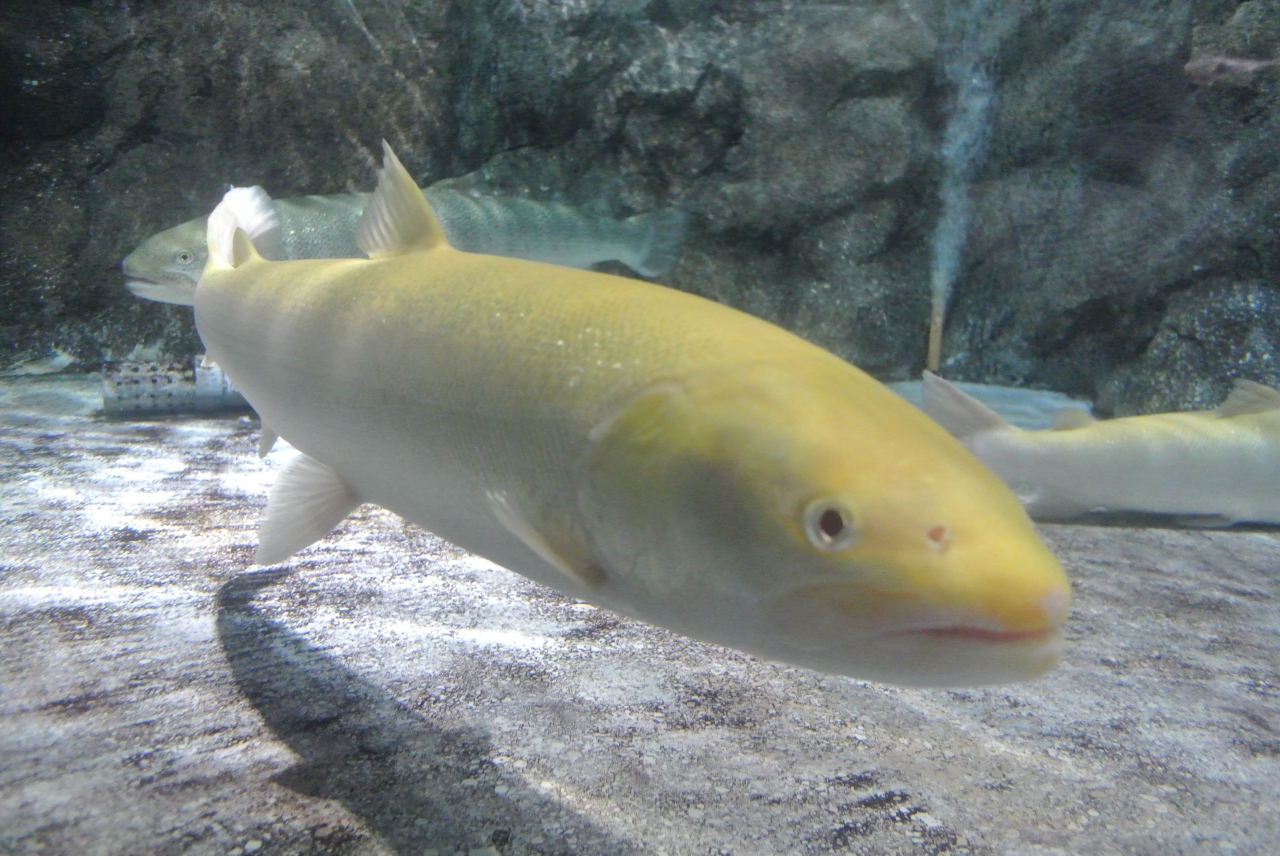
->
[216, 570, 645, 855]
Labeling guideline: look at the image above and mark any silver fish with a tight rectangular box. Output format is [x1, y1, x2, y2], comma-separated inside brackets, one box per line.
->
[124, 186, 687, 305]
[922, 370, 1280, 526]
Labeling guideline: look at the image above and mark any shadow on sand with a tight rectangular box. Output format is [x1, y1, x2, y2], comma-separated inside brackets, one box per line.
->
[216, 569, 646, 855]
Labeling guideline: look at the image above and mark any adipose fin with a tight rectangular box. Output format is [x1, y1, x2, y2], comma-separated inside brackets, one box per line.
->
[257, 424, 279, 458]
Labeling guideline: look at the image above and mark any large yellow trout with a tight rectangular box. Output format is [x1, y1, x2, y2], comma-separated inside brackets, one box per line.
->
[195, 143, 1069, 687]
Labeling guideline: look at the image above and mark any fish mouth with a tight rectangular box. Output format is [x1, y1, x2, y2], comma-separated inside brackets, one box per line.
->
[765, 582, 1067, 685]
[124, 278, 162, 298]
[769, 582, 1064, 646]
[124, 276, 197, 305]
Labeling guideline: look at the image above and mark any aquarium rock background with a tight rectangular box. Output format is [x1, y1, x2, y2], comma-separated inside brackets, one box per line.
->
[3, 0, 1280, 413]
[4, 2, 1280, 855]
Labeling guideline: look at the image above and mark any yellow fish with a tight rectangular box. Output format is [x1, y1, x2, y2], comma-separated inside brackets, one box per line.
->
[195, 142, 1070, 687]
[923, 370, 1280, 526]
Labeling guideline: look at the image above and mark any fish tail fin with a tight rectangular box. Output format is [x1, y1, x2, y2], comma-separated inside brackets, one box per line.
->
[356, 140, 450, 258]
[920, 371, 1013, 440]
[206, 186, 281, 271]
[626, 207, 688, 277]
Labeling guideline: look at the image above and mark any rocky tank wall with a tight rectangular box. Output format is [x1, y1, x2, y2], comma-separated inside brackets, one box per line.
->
[3, 0, 1280, 414]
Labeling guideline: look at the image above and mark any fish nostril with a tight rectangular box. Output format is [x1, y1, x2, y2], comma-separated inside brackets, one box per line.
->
[926, 525, 950, 548]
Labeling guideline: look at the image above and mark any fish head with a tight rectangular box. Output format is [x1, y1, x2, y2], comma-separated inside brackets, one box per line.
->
[581, 360, 1070, 687]
[121, 217, 209, 305]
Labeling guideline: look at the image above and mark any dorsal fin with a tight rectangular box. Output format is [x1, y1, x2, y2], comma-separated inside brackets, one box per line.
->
[206, 186, 280, 269]
[919, 371, 1012, 440]
[356, 140, 449, 258]
[1215, 379, 1280, 418]
[1050, 406, 1097, 430]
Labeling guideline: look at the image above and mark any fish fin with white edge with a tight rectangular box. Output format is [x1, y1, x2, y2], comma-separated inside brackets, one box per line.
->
[356, 141, 450, 259]
[255, 453, 359, 566]
[257, 424, 279, 458]
[628, 207, 689, 277]
[919, 371, 1013, 440]
[485, 490, 604, 587]
[206, 186, 281, 270]
[1050, 406, 1097, 430]
[1214, 379, 1280, 418]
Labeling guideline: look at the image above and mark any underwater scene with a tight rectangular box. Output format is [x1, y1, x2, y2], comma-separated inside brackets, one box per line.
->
[2, 1, 1279, 854]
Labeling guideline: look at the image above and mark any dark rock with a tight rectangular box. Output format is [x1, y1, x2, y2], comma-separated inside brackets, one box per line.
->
[1098, 279, 1280, 414]
[2, 0, 1280, 412]
[1, 0, 456, 368]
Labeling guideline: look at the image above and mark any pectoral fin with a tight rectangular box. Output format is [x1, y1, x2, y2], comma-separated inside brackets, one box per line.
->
[485, 490, 603, 587]
[256, 453, 359, 566]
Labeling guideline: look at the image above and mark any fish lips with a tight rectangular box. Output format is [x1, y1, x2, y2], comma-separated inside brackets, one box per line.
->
[766, 583, 1067, 687]
[123, 276, 197, 305]
[124, 275, 159, 292]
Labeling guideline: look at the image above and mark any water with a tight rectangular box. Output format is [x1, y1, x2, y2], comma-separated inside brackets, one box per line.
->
[3, 2, 1280, 853]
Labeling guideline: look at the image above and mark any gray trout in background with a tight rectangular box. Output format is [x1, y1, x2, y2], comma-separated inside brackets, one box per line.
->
[124, 186, 688, 305]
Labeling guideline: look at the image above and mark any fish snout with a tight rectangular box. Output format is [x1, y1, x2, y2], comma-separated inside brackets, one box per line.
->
[926, 521, 1071, 640]
[763, 531, 1071, 686]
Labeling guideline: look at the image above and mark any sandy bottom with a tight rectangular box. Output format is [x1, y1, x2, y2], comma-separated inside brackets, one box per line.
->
[1, 373, 1277, 855]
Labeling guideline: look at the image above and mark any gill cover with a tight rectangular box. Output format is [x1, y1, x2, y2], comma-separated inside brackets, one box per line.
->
[578, 362, 849, 610]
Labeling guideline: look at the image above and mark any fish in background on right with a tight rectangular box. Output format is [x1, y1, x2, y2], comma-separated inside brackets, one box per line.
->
[921, 371, 1280, 527]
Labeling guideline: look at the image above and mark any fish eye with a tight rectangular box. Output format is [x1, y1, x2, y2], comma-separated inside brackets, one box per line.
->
[803, 499, 856, 551]
[178, 252, 193, 263]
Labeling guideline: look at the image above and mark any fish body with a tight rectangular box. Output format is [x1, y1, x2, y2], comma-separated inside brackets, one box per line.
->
[194, 146, 1069, 687]
[922, 371, 1280, 525]
[124, 186, 687, 305]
